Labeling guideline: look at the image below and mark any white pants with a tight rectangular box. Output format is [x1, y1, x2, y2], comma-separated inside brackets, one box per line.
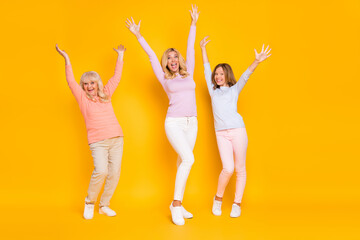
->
[165, 117, 198, 201]
[85, 136, 124, 207]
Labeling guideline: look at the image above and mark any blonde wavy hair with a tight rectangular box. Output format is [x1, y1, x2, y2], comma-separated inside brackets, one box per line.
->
[80, 71, 109, 102]
[211, 63, 237, 90]
[161, 48, 189, 79]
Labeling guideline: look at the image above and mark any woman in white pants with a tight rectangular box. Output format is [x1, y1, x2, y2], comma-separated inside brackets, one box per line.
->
[126, 5, 199, 225]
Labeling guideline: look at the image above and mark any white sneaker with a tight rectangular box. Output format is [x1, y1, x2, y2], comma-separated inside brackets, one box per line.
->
[230, 204, 241, 218]
[169, 203, 185, 225]
[212, 198, 222, 216]
[99, 206, 117, 217]
[83, 203, 95, 220]
[181, 206, 193, 219]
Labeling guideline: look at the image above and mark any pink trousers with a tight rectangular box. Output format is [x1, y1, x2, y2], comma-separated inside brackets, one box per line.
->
[215, 128, 248, 203]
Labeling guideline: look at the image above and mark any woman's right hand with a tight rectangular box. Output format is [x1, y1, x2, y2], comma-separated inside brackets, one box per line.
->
[200, 36, 210, 64]
[126, 17, 141, 38]
[56, 44, 70, 65]
[200, 36, 210, 49]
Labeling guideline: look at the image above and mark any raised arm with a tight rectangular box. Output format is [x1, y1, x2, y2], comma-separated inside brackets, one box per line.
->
[126, 17, 165, 85]
[186, 5, 199, 76]
[235, 44, 272, 94]
[104, 45, 126, 97]
[200, 36, 214, 95]
[56, 44, 84, 102]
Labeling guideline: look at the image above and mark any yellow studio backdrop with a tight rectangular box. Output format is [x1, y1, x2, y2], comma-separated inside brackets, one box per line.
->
[0, 0, 359, 239]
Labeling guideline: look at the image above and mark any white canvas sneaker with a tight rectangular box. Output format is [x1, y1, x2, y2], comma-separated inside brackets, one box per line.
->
[181, 206, 193, 219]
[230, 204, 241, 218]
[212, 198, 222, 216]
[99, 206, 117, 217]
[83, 203, 95, 220]
[169, 203, 185, 225]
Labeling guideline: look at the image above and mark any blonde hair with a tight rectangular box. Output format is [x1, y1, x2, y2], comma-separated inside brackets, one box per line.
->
[80, 71, 109, 102]
[211, 63, 237, 90]
[161, 48, 189, 79]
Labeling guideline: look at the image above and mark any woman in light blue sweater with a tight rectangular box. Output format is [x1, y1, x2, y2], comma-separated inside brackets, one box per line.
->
[200, 36, 271, 217]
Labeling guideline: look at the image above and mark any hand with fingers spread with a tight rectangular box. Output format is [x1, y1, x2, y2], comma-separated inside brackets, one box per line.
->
[249, 44, 272, 72]
[190, 4, 200, 26]
[125, 17, 142, 39]
[255, 44, 272, 63]
[113, 44, 126, 61]
[200, 36, 210, 64]
[55, 44, 71, 65]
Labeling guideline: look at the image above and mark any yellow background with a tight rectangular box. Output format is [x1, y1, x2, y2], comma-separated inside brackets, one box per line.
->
[1, 0, 359, 239]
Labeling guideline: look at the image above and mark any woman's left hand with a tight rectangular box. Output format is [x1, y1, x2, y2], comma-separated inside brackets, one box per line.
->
[190, 4, 199, 26]
[255, 44, 272, 62]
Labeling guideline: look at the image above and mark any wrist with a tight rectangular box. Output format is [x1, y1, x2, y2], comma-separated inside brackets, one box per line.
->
[135, 32, 142, 39]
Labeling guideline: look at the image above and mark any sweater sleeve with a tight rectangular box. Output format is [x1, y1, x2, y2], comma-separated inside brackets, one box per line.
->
[204, 62, 214, 96]
[65, 64, 84, 103]
[138, 37, 165, 86]
[235, 69, 252, 95]
[104, 60, 124, 97]
[186, 26, 196, 76]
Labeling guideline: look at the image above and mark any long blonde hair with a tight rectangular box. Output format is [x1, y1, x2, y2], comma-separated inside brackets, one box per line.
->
[161, 48, 189, 79]
[80, 71, 109, 102]
[211, 63, 237, 90]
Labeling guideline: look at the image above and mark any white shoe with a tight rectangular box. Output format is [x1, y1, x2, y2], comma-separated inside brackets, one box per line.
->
[83, 203, 95, 220]
[212, 198, 222, 216]
[99, 206, 117, 217]
[181, 206, 193, 219]
[230, 204, 241, 218]
[170, 203, 185, 225]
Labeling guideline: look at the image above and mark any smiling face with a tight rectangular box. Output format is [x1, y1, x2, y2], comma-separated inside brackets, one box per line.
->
[214, 67, 228, 87]
[82, 77, 98, 97]
[166, 51, 179, 73]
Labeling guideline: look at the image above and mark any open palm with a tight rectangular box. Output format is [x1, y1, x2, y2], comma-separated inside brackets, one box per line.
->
[190, 4, 200, 24]
[126, 17, 141, 35]
[255, 44, 271, 62]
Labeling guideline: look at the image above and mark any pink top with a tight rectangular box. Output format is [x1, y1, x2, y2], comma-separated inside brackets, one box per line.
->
[138, 26, 197, 118]
[65, 60, 124, 144]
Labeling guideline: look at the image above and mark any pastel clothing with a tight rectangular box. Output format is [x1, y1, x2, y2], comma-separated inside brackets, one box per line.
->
[85, 136, 124, 207]
[65, 60, 124, 144]
[204, 63, 252, 131]
[215, 128, 248, 203]
[138, 26, 197, 118]
[165, 117, 198, 201]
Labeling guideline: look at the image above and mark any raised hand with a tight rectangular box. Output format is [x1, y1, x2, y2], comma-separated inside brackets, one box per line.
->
[255, 44, 272, 62]
[200, 36, 210, 64]
[190, 4, 200, 26]
[126, 17, 141, 38]
[114, 44, 126, 61]
[200, 36, 210, 49]
[55, 44, 70, 65]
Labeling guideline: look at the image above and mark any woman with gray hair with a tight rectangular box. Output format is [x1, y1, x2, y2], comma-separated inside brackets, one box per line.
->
[56, 44, 126, 220]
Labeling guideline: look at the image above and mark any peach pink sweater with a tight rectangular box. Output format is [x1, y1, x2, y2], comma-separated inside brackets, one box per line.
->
[65, 60, 124, 144]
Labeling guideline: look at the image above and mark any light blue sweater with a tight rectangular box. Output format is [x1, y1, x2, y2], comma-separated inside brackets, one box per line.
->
[204, 63, 252, 131]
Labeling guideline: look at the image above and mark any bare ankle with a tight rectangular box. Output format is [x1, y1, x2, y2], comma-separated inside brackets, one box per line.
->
[173, 200, 181, 207]
[215, 195, 223, 201]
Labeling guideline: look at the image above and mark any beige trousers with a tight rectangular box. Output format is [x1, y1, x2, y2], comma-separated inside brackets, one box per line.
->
[85, 136, 124, 207]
